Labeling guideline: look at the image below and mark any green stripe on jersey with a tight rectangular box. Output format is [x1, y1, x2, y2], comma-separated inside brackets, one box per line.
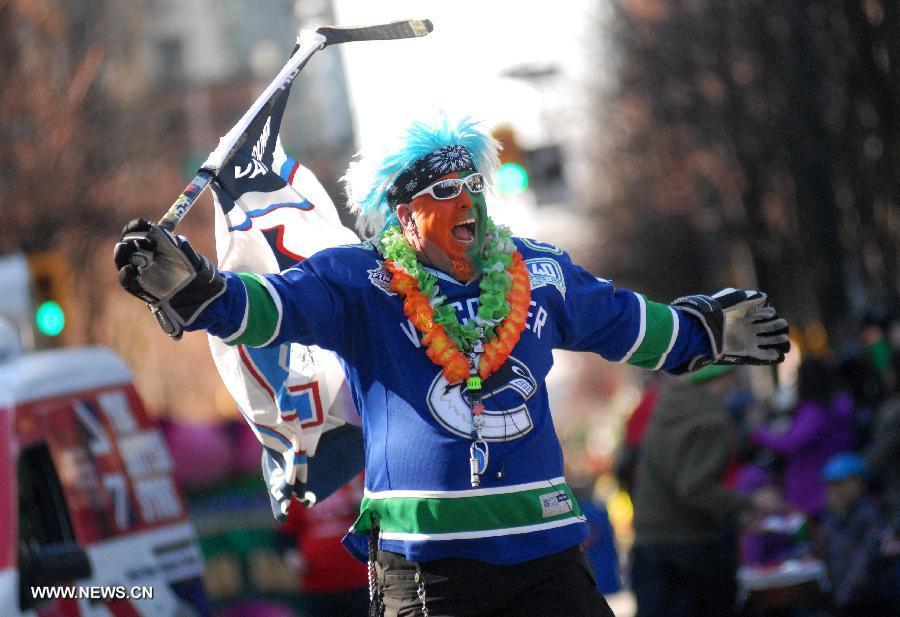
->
[351, 482, 582, 538]
[628, 297, 675, 369]
[229, 273, 280, 346]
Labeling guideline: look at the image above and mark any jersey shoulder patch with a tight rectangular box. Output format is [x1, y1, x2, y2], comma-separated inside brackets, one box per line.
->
[308, 242, 383, 293]
[525, 257, 566, 299]
[367, 260, 396, 296]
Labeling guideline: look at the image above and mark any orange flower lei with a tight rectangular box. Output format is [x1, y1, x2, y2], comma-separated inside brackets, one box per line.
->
[381, 223, 531, 383]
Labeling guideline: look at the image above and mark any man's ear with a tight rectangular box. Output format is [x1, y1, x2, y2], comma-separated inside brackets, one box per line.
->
[396, 204, 413, 228]
[396, 204, 424, 251]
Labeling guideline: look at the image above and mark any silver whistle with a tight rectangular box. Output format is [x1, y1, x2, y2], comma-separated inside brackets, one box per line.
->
[470, 455, 481, 487]
[469, 440, 489, 488]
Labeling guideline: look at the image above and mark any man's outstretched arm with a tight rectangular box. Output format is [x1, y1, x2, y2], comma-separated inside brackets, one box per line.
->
[114, 218, 347, 350]
[553, 253, 790, 373]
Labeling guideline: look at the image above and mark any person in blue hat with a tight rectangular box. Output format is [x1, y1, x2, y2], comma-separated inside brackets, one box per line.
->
[818, 452, 899, 616]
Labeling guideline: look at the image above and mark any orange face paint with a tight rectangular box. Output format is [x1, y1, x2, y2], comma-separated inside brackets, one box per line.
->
[408, 172, 487, 281]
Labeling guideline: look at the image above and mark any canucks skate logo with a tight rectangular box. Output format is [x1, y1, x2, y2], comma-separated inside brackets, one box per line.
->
[368, 261, 396, 296]
[526, 258, 566, 299]
[426, 355, 536, 441]
[234, 116, 272, 179]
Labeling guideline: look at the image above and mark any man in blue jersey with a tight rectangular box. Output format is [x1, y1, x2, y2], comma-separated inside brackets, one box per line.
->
[115, 115, 789, 616]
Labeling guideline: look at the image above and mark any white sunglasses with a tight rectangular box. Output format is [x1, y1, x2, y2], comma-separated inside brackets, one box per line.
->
[409, 173, 486, 201]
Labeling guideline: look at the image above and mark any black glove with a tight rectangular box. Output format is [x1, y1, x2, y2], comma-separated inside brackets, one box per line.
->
[113, 218, 225, 339]
[713, 288, 790, 365]
[671, 288, 790, 372]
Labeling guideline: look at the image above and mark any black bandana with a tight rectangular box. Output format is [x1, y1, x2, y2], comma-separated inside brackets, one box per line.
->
[387, 145, 475, 209]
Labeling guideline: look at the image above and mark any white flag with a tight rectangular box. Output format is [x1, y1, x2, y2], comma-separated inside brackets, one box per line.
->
[202, 34, 360, 513]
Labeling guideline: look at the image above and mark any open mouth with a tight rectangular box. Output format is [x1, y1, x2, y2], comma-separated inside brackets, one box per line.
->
[451, 218, 477, 243]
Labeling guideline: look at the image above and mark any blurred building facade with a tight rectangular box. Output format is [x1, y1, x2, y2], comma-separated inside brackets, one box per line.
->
[143, 0, 354, 206]
[1, 0, 357, 419]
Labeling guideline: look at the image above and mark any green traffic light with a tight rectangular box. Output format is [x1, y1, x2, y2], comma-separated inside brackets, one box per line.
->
[35, 300, 65, 336]
[496, 163, 529, 196]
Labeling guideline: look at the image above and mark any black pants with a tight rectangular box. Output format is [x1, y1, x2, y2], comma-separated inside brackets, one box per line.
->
[374, 545, 615, 617]
[834, 601, 900, 617]
[302, 587, 370, 617]
[631, 541, 738, 617]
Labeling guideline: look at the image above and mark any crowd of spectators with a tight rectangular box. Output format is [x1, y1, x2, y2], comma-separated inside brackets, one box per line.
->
[619, 315, 900, 617]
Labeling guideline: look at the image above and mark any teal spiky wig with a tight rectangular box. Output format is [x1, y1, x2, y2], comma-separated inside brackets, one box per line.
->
[343, 114, 500, 239]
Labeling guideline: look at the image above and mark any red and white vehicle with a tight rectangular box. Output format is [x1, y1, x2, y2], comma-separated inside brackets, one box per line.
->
[0, 346, 209, 616]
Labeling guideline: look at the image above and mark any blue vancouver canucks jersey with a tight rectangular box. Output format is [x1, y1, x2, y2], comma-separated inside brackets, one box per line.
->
[192, 237, 711, 564]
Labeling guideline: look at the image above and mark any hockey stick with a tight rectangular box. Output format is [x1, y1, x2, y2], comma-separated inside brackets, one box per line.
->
[156, 18, 433, 232]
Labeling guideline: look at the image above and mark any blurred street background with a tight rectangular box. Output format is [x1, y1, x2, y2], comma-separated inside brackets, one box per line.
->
[2, 0, 899, 616]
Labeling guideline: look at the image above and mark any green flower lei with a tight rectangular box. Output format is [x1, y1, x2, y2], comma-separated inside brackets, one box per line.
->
[380, 218, 517, 351]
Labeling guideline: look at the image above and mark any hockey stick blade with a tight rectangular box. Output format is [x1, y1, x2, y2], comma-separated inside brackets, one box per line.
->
[155, 20, 431, 233]
[317, 19, 432, 47]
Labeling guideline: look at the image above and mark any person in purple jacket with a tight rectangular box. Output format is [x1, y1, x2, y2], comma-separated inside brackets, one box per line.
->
[733, 464, 804, 567]
[752, 357, 855, 518]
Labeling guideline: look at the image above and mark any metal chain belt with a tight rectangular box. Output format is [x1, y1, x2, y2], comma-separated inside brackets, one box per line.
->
[415, 564, 429, 617]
